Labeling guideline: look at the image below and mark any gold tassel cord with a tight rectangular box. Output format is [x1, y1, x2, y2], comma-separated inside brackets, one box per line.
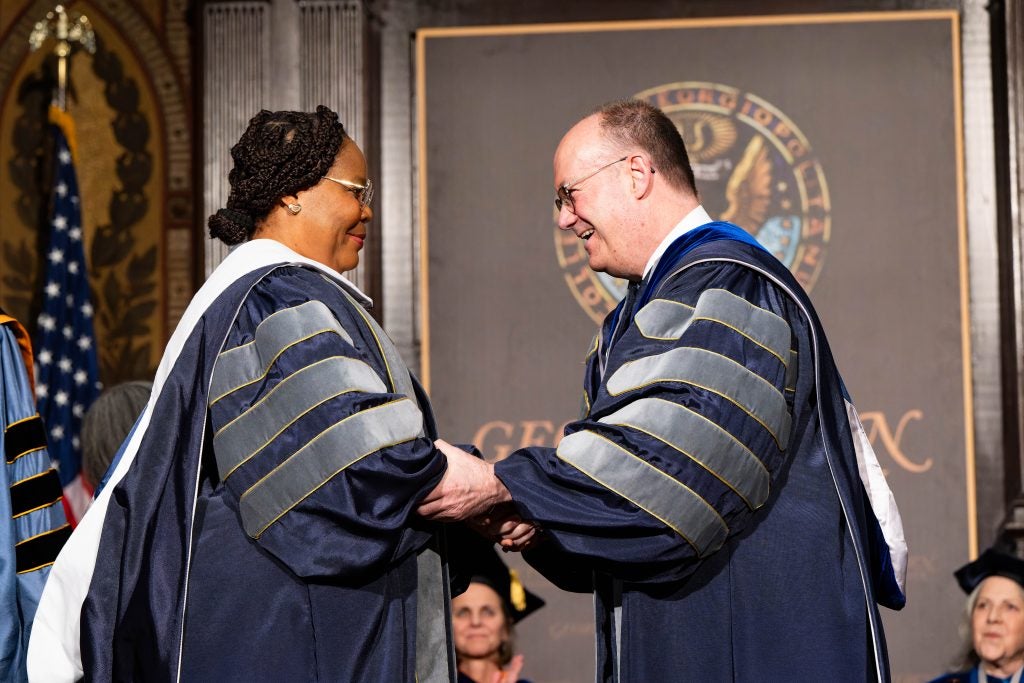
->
[47, 105, 79, 164]
[508, 569, 526, 612]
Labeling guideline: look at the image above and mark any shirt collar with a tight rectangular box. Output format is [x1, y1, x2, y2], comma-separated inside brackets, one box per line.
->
[641, 205, 713, 280]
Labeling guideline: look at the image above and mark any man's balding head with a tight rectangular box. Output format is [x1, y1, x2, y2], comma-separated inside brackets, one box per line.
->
[594, 100, 697, 197]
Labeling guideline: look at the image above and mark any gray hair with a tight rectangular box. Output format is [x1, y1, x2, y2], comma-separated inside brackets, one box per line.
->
[950, 576, 1024, 671]
[950, 583, 984, 672]
[81, 381, 152, 488]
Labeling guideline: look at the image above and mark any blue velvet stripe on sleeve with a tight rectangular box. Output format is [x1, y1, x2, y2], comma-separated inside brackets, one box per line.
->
[1, 321, 69, 682]
[208, 268, 445, 581]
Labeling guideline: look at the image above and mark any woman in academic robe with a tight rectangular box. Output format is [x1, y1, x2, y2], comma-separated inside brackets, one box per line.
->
[30, 106, 457, 682]
[453, 539, 544, 683]
[930, 548, 1024, 683]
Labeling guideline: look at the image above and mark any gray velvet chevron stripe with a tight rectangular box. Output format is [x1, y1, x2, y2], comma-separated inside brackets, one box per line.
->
[635, 289, 790, 365]
[319, 277, 451, 683]
[239, 398, 423, 538]
[330, 280, 417, 400]
[210, 300, 354, 403]
[606, 346, 792, 447]
[635, 299, 694, 340]
[691, 289, 790, 362]
[213, 356, 388, 480]
[209, 276, 448, 681]
[598, 397, 770, 508]
[556, 430, 729, 556]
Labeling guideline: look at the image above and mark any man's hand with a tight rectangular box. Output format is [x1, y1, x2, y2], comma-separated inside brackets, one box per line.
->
[417, 439, 513, 521]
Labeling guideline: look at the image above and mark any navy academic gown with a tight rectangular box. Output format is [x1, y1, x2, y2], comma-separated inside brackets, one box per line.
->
[80, 261, 455, 681]
[495, 224, 902, 681]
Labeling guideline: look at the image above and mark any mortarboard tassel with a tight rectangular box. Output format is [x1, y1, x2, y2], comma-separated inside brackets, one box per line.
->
[509, 569, 527, 612]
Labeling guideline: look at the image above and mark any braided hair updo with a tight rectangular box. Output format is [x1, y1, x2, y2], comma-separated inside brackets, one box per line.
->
[208, 105, 346, 245]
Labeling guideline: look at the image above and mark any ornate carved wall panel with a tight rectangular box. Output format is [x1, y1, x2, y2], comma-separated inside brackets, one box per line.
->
[299, 1, 365, 143]
[201, 0, 373, 295]
[201, 1, 272, 276]
[0, 0, 194, 385]
[299, 0, 370, 291]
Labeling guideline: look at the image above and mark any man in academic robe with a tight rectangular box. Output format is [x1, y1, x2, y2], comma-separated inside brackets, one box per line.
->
[419, 99, 907, 681]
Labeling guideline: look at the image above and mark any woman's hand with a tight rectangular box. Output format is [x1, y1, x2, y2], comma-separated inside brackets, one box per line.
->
[493, 654, 524, 683]
[467, 503, 540, 552]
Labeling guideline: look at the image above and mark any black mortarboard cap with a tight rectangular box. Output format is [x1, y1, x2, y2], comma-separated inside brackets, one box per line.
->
[954, 548, 1024, 594]
[459, 533, 544, 624]
[471, 551, 545, 624]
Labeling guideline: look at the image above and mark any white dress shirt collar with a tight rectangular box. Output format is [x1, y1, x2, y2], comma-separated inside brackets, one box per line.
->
[642, 205, 714, 280]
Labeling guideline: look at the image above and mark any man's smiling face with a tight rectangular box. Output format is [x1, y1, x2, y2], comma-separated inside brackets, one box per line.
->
[553, 116, 644, 281]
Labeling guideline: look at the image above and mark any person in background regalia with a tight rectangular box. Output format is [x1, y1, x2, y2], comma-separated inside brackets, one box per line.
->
[29, 106, 458, 682]
[0, 309, 69, 683]
[930, 548, 1024, 683]
[452, 536, 544, 683]
[80, 381, 152, 500]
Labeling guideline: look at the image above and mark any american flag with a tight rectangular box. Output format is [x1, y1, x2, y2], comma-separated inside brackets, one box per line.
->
[34, 108, 100, 524]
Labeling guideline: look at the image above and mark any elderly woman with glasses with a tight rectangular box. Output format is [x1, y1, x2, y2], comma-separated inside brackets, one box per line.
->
[30, 106, 458, 682]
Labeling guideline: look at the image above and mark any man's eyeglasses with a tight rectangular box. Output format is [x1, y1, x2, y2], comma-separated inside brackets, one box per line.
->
[323, 176, 374, 209]
[554, 156, 627, 213]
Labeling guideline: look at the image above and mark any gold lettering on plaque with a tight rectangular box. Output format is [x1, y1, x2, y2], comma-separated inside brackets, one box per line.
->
[858, 410, 932, 473]
[471, 419, 572, 462]
[471, 409, 933, 473]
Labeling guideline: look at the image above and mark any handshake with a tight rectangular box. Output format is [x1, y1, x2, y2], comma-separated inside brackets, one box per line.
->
[416, 439, 538, 552]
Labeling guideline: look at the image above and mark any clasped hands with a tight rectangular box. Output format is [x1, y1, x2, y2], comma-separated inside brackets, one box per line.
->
[417, 439, 538, 552]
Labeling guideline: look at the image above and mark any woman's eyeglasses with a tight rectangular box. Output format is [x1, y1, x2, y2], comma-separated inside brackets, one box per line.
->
[323, 176, 374, 209]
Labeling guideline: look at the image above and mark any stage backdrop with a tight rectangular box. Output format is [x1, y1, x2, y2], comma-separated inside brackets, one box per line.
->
[419, 11, 968, 682]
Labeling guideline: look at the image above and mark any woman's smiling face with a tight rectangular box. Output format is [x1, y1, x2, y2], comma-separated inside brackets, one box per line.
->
[452, 582, 509, 663]
[282, 138, 373, 274]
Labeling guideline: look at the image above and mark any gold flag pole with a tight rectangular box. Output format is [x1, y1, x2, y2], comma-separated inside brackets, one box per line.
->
[28, 4, 96, 112]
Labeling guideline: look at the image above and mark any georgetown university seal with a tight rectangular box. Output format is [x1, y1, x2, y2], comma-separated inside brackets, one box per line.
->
[555, 81, 831, 324]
